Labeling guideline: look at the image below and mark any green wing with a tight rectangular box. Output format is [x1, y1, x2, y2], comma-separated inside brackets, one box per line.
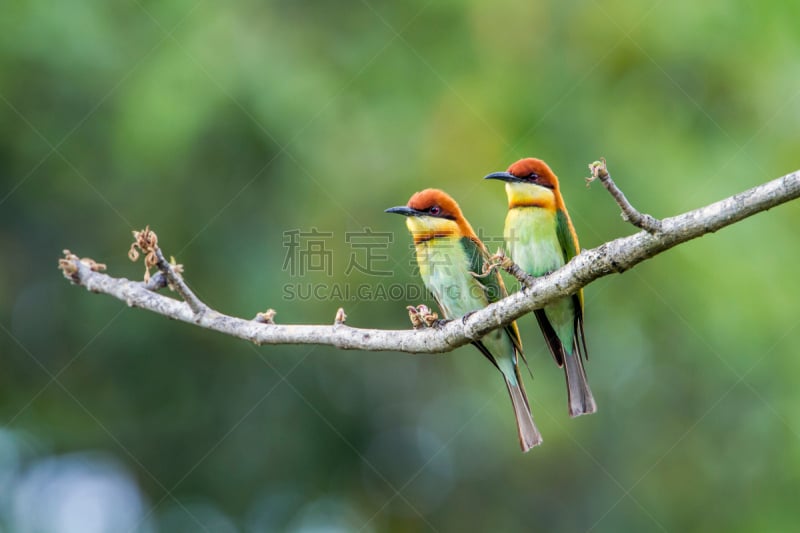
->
[555, 208, 589, 360]
[460, 236, 504, 303]
[555, 208, 579, 263]
[459, 236, 525, 360]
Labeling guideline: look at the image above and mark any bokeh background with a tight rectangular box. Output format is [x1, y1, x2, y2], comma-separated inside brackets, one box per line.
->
[2, 1, 799, 531]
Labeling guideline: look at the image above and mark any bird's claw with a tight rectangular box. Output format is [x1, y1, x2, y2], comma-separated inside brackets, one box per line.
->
[488, 248, 514, 270]
[482, 249, 505, 275]
[461, 310, 478, 324]
[471, 268, 492, 280]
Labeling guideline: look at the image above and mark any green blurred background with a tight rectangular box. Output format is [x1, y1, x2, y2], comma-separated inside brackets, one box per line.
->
[2, 0, 799, 531]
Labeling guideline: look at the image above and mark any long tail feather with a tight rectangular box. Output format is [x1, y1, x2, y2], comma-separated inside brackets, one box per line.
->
[564, 350, 597, 417]
[504, 377, 543, 452]
[535, 309, 597, 417]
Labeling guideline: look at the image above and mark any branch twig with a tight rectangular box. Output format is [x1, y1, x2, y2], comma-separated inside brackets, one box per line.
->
[127, 226, 207, 316]
[486, 249, 537, 288]
[58, 165, 800, 353]
[587, 158, 662, 234]
[153, 247, 206, 315]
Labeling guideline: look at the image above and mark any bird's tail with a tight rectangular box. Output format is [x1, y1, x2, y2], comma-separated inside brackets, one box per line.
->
[564, 351, 597, 417]
[504, 377, 543, 452]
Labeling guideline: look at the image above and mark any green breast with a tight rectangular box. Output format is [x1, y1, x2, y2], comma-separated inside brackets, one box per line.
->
[504, 207, 564, 276]
[415, 236, 489, 319]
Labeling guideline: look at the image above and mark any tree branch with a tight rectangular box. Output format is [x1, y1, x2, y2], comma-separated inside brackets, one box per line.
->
[587, 158, 663, 233]
[58, 165, 800, 354]
[485, 248, 537, 288]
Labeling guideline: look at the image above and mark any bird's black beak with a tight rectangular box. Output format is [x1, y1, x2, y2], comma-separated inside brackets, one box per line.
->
[484, 171, 519, 183]
[384, 206, 419, 217]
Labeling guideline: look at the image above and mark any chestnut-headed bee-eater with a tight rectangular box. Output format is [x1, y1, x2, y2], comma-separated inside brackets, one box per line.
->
[485, 158, 597, 417]
[386, 189, 542, 451]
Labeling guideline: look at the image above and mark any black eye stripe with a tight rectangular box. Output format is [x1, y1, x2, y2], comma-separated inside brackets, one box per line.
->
[424, 205, 456, 220]
[522, 172, 554, 189]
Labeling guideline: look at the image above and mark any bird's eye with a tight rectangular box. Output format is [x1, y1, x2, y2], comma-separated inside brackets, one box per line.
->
[429, 206, 441, 216]
[527, 172, 540, 181]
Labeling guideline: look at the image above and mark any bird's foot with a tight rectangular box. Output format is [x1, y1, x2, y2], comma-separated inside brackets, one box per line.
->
[461, 310, 478, 324]
[482, 250, 505, 276]
[488, 248, 538, 288]
[486, 248, 513, 272]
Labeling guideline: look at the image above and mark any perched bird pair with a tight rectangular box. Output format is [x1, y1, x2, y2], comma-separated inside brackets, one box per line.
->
[386, 158, 596, 452]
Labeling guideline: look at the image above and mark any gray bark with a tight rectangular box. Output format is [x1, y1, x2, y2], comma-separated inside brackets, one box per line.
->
[59, 168, 800, 354]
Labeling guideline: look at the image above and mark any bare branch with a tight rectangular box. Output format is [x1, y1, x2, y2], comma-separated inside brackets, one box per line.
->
[58, 166, 800, 354]
[255, 309, 277, 324]
[152, 247, 207, 316]
[486, 248, 536, 288]
[143, 271, 168, 291]
[587, 158, 663, 233]
[127, 226, 207, 315]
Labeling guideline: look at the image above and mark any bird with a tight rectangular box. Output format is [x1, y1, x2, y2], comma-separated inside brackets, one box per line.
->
[485, 158, 597, 417]
[386, 189, 542, 451]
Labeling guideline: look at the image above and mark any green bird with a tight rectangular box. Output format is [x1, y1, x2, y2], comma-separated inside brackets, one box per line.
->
[485, 158, 597, 417]
[386, 188, 542, 451]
